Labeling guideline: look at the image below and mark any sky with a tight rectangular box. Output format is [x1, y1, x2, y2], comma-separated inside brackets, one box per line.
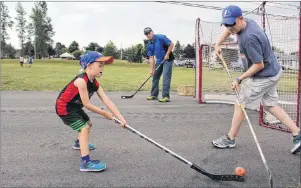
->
[4, 1, 300, 51]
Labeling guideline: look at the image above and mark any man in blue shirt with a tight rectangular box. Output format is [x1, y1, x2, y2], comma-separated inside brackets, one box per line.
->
[144, 27, 175, 102]
[212, 5, 301, 154]
[28, 56, 33, 67]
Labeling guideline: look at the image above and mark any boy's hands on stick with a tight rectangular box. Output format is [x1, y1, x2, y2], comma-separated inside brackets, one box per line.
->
[101, 110, 114, 120]
[116, 117, 127, 128]
[100, 109, 127, 128]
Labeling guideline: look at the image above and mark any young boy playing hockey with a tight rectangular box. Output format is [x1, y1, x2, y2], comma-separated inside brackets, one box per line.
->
[55, 51, 127, 171]
[212, 5, 301, 154]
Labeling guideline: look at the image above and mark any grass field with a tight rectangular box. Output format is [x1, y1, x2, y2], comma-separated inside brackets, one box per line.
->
[1, 59, 298, 93]
[1, 59, 195, 92]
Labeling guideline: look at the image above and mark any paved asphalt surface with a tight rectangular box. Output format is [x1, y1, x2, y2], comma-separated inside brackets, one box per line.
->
[1, 91, 300, 187]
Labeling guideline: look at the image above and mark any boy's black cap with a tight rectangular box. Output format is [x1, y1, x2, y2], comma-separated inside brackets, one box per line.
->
[144, 27, 152, 35]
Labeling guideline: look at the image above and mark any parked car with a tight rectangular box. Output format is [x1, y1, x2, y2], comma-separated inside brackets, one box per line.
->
[184, 59, 196, 68]
[174, 60, 186, 67]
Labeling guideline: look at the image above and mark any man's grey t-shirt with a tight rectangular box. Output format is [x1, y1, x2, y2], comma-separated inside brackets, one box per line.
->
[237, 18, 281, 78]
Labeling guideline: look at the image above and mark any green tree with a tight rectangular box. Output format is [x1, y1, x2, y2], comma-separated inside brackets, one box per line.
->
[183, 44, 195, 59]
[68, 41, 79, 53]
[173, 40, 182, 59]
[47, 45, 55, 56]
[142, 39, 148, 59]
[73, 50, 83, 60]
[0, 2, 14, 57]
[85, 42, 99, 51]
[55, 42, 65, 57]
[26, 23, 34, 42]
[122, 44, 143, 63]
[96, 46, 104, 53]
[30, 1, 55, 58]
[122, 47, 133, 61]
[5, 43, 16, 59]
[15, 2, 27, 56]
[103, 40, 118, 58]
[25, 23, 34, 56]
[24, 41, 34, 56]
[59, 48, 69, 55]
[135, 43, 143, 63]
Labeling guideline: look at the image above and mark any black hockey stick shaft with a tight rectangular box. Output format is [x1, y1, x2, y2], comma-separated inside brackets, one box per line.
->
[121, 60, 165, 99]
[217, 53, 273, 188]
[113, 118, 245, 182]
[128, 75, 152, 97]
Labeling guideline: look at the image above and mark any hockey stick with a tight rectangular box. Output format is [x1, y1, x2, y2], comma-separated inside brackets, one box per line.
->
[113, 117, 245, 182]
[217, 53, 273, 188]
[121, 60, 165, 99]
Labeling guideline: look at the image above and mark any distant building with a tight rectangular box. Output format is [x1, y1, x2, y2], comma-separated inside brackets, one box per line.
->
[203, 42, 243, 71]
[274, 51, 298, 70]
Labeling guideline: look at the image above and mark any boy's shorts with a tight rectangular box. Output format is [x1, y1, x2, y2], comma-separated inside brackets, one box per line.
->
[238, 69, 282, 110]
[59, 109, 90, 132]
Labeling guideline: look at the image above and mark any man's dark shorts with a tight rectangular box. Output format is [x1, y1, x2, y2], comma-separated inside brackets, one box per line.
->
[58, 109, 90, 132]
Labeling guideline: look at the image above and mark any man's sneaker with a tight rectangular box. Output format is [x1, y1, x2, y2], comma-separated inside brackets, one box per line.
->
[291, 133, 301, 154]
[212, 134, 236, 148]
[159, 97, 170, 102]
[147, 96, 158, 100]
[80, 160, 106, 172]
[73, 142, 95, 150]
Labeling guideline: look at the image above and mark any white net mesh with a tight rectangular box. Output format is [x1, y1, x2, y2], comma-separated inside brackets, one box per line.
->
[260, 12, 300, 131]
[195, 7, 300, 132]
[195, 13, 262, 104]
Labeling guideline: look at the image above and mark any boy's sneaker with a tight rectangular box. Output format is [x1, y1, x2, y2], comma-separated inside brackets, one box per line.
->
[80, 160, 106, 172]
[147, 96, 157, 100]
[159, 97, 170, 102]
[291, 133, 301, 154]
[212, 134, 236, 148]
[73, 142, 95, 150]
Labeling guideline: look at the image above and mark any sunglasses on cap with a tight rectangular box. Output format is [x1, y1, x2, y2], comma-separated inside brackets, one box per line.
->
[223, 22, 236, 28]
[144, 28, 152, 35]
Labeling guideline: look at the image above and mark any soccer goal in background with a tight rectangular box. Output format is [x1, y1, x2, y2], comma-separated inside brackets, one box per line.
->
[194, 2, 301, 132]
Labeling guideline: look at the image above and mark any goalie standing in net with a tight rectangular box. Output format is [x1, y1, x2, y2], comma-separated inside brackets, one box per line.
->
[212, 5, 301, 154]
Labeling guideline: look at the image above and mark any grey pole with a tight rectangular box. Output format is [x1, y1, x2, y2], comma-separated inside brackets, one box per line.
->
[0, 1, 3, 59]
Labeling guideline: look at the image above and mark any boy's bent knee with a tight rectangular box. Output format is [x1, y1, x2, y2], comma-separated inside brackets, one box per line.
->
[78, 123, 90, 132]
[87, 120, 92, 127]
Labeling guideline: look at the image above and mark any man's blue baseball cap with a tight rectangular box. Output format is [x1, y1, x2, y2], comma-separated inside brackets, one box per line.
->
[221, 5, 243, 25]
[79, 51, 114, 69]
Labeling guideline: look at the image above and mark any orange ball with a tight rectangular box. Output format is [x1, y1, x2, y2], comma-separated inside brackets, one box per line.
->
[235, 167, 246, 176]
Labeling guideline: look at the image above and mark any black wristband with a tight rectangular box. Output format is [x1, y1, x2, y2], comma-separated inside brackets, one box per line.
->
[236, 77, 242, 84]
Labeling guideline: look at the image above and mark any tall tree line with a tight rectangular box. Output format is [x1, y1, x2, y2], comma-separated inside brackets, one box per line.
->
[0, 1, 55, 59]
[1, 1, 14, 58]
[29, 1, 55, 58]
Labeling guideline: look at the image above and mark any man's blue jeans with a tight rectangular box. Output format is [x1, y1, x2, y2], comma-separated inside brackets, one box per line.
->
[151, 61, 173, 98]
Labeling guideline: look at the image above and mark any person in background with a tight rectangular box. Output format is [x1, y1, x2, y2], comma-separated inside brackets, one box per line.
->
[144, 27, 175, 102]
[24, 56, 27, 67]
[20, 56, 24, 67]
[28, 56, 33, 68]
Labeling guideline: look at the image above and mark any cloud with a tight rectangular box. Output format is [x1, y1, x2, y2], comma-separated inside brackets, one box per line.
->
[5, 1, 300, 52]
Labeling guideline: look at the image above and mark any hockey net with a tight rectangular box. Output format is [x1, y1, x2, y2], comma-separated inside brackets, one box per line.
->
[195, 10, 300, 132]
